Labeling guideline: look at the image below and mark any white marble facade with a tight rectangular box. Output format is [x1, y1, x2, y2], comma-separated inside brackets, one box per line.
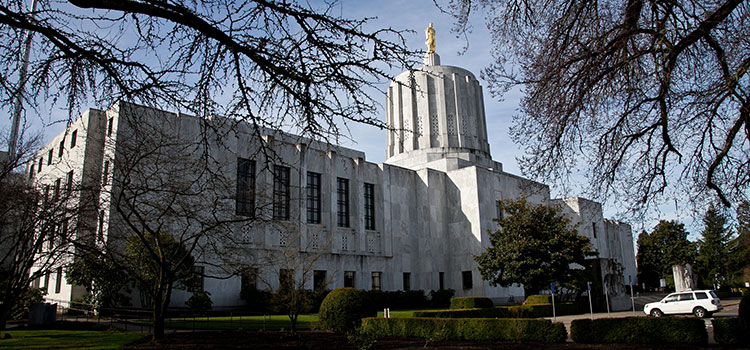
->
[28, 52, 636, 308]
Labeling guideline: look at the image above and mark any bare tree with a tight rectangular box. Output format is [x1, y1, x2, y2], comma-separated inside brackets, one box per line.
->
[444, 0, 749, 213]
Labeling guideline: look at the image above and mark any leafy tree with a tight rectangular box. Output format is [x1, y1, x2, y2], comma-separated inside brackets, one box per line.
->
[474, 197, 597, 296]
[65, 252, 132, 311]
[636, 230, 660, 290]
[695, 205, 733, 289]
[636, 220, 695, 288]
[729, 201, 750, 285]
[443, 0, 749, 211]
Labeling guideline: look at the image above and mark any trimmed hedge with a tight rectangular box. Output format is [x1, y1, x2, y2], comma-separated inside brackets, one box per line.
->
[361, 317, 567, 343]
[415, 302, 584, 318]
[524, 295, 554, 305]
[319, 288, 375, 332]
[570, 317, 707, 345]
[713, 318, 750, 346]
[450, 297, 493, 309]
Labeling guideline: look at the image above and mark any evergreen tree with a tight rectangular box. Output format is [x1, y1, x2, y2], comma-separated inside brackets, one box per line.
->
[729, 202, 750, 285]
[637, 220, 695, 288]
[695, 205, 733, 289]
[636, 230, 660, 289]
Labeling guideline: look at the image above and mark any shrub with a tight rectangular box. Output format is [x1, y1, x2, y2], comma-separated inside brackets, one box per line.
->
[450, 297, 493, 309]
[415, 302, 584, 318]
[366, 290, 428, 309]
[713, 318, 750, 346]
[186, 290, 213, 315]
[360, 317, 566, 343]
[319, 288, 375, 332]
[429, 289, 455, 308]
[570, 317, 707, 345]
[524, 295, 553, 305]
[10, 288, 44, 320]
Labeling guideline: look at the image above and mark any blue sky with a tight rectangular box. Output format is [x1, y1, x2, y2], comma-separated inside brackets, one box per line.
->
[1, 0, 697, 236]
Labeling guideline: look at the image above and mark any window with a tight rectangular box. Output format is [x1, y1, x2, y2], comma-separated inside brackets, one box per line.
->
[102, 160, 110, 186]
[592, 222, 597, 239]
[43, 185, 50, 203]
[272, 165, 290, 220]
[28, 165, 34, 180]
[402, 272, 411, 291]
[193, 266, 205, 291]
[236, 158, 255, 217]
[364, 183, 375, 230]
[42, 273, 49, 293]
[241, 268, 258, 292]
[314, 270, 327, 291]
[371, 272, 382, 291]
[337, 178, 349, 227]
[496, 200, 503, 220]
[696, 292, 708, 300]
[279, 269, 293, 290]
[67, 170, 74, 194]
[439, 272, 445, 290]
[47, 149, 53, 165]
[306, 172, 321, 224]
[97, 210, 104, 241]
[70, 130, 77, 148]
[55, 267, 63, 293]
[54, 178, 61, 200]
[344, 271, 355, 288]
[462, 271, 473, 290]
[677, 293, 694, 301]
[107, 118, 114, 136]
[38, 158, 42, 172]
[58, 140, 64, 157]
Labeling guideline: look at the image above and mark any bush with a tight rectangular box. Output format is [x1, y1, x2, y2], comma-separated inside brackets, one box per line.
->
[366, 290, 428, 310]
[186, 290, 213, 315]
[319, 288, 375, 332]
[450, 297, 493, 309]
[360, 317, 567, 343]
[415, 302, 585, 318]
[10, 288, 44, 320]
[570, 317, 707, 345]
[524, 295, 554, 305]
[713, 318, 750, 346]
[429, 289, 455, 308]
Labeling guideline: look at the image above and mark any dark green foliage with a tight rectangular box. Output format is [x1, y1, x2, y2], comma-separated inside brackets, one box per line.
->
[416, 302, 585, 318]
[695, 205, 733, 289]
[740, 289, 750, 322]
[637, 221, 695, 290]
[428, 289, 455, 308]
[66, 253, 132, 309]
[360, 317, 567, 343]
[475, 198, 597, 295]
[366, 290, 428, 309]
[240, 288, 272, 312]
[570, 317, 707, 345]
[450, 297, 493, 309]
[712, 318, 750, 346]
[10, 288, 43, 320]
[185, 290, 213, 315]
[319, 288, 375, 332]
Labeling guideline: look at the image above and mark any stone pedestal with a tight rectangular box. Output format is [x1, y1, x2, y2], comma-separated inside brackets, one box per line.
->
[673, 264, 696, 291]
[423, 52, 440, 66]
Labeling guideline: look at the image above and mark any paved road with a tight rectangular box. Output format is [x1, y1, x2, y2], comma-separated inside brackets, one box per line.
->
[544, 296, 741, 344]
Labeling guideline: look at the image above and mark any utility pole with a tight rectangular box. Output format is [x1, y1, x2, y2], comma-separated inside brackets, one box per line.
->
[8, 0, 38, 161]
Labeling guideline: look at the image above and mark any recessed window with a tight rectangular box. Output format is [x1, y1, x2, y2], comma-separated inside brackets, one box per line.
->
[38, 158, 42, 172]
[102, 160, 110, 186]
[496, 200, 503, 220]
[279, 269, 293, 291]
[47, 149, 53, 165]
[337, 178, 349, 227]
[306, 172, 321, 224]
[42, 273, 49, 293]
[344, 271, 355, 288]
[371, 271, 382, 291]
[314, 270, 327, 291]
[439, 272, 445, 290]
[236, 158, 255, 217]
[592, 222, 597, 239]
[58, 140, 64, 157]
[403, 272, 411, 291]
[107, 118, 114, 136]
[364, 183, 375, 230]
[241, 268, 258, 291]
[272, 165, 290, 220]
[54, 178, 61, 200]
[70, 130, 77, 148]
[462, 271, 473, 290]
[66, 170, 73, 195]
[55, 267, 63, 293]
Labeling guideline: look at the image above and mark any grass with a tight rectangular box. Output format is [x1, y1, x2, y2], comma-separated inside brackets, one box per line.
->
[0, 329, 148, 349]
[376, 309, 443, 318]
[158, 313, 320, 330]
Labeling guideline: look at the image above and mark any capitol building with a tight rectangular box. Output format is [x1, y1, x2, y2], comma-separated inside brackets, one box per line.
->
[28, 39, 636, 310]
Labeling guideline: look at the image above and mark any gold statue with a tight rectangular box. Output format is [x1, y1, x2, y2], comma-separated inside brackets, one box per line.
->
[425, 23, 436, 54]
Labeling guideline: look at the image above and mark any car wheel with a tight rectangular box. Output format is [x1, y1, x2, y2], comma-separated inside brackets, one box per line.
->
[650, 309, 663, 317]
[693, 307, 707, 318]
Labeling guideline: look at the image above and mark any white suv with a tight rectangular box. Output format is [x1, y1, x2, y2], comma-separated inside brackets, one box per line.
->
[643, 290, 722, 318]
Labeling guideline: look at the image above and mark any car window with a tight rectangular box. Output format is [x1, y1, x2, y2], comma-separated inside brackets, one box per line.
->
[677, 293, 694, 301]
[709, 291, 719, 299]
[695, 292, 708, 300]
[664, 294, 678, 302]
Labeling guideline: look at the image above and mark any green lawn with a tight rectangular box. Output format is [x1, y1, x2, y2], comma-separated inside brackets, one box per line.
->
[0, 329, 148, 349]
[376, 309, 443, 318]
[160, 314, 320, 330]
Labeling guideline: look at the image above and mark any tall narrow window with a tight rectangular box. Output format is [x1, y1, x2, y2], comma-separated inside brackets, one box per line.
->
[43, 185, 50, 204]
[54, 179, 61, 200]
[38, 158, 42, 172]
[344, 271, 355, 288]
[337, 178, 349, 227]
[313, 270, 327, 291]
[272, 165, 290, 220]
[364, 183, 375, 230]
[47, 149, 53, 165]
[102, 160, 110, 186]
[462, 271, 473, 290]
[28, 165, 34, 180]
[306, 172, 321, 224]
[371, 272, 382, 291]
[66, 170, 74, 195]
[236, 158, 255, 217]
[107, 118, 114, 136]
[97, 210, 104, 242]
[55, 267, 63, 293]
[592, 222, 597, 239]
[241, 268, 258, 292]
[439, 272, 445, 290]
[42, 273, 49, 293]
[70, 130, 77, 148]
[496, 200, 503, 220]
[58, 140, 64, 157]
[279, 269, 293, 290]
[403, 272, 411, 291]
